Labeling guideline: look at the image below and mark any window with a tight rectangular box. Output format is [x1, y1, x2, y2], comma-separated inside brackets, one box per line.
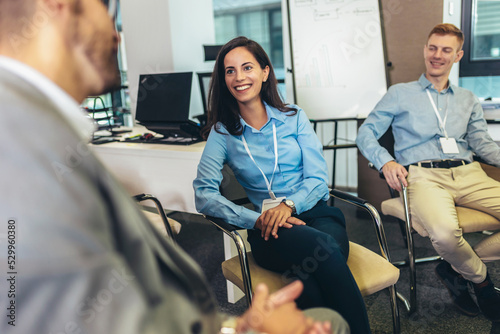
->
[460, 0, 500, 77]
[213, 0, 285, 80]
[83, 0, 131, 129]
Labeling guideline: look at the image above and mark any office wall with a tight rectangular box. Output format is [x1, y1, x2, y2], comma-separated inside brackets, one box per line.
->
[121, 0, 215, 121]
[382, 0, 444, 86]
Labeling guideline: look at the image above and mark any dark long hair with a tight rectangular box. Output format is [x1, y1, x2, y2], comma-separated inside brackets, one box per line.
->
[202, 36, 297, 138]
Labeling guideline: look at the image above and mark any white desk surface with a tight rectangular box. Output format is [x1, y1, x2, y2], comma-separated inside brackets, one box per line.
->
[91, 127, 205, 214]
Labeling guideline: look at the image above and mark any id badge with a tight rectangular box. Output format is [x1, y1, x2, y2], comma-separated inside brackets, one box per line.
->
[439, 137, 459, 154]
[261, 197, 285, 214]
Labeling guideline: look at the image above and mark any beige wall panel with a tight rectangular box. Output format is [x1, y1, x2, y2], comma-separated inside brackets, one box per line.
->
[381, 0, 443, 85]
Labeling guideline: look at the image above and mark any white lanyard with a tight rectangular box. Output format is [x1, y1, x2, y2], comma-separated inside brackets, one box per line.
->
[426, 89, 450, 138]
[241, 121, 278, 200]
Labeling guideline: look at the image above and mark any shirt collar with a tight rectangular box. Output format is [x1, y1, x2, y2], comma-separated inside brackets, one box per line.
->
[0, 56, 95, 140]
[418, 73, 455, 94]
[239, 102, 286, 131]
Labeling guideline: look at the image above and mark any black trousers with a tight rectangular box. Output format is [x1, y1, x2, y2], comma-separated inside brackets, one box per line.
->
[248, 200, 371, 334]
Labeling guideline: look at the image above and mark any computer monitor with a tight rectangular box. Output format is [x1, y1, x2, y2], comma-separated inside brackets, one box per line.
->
[135, 72, 201, 139]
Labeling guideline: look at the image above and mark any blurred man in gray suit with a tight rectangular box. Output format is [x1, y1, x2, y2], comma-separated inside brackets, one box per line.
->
[0, 1, 346, 333]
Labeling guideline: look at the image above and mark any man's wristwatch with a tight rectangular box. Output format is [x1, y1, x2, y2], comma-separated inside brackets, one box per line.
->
[281, 199, 296, 214]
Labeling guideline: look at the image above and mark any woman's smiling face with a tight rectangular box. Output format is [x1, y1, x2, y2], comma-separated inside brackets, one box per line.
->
[224, 47, 269, 108]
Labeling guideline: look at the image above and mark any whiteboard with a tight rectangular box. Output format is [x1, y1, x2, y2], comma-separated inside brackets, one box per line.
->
[287, 0, 387, 119]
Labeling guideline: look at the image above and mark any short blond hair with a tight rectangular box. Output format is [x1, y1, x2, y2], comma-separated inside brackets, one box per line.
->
[427, 23, 464, 50]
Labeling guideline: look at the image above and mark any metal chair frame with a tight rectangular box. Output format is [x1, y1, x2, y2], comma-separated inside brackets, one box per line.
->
[390, 180, 500, 314]
[205, 189, 401, 334]
[133, 193, 176, 241]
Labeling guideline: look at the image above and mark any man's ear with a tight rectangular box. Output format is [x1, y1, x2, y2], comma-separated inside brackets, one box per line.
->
[40, 0, 76, 18]
[39, 0, 64, 12]
[455, 49, 464, 63]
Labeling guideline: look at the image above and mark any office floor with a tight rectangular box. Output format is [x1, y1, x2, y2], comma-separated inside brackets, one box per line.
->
[170, 200, 500, 334]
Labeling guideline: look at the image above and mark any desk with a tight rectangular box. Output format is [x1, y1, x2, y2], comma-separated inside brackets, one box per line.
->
[91, 138, 205, 214]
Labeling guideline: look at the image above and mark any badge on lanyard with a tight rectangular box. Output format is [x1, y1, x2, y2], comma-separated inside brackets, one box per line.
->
[261, 197, 286, 214]
[426, 90, 458, 154]
[439, 137, 459, 154]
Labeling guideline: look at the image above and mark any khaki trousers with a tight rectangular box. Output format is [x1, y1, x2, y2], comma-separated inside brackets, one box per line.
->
[407, 162, 500, 283]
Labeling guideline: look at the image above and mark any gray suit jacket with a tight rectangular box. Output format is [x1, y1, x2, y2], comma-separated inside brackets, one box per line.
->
[0, 68, 219, 334]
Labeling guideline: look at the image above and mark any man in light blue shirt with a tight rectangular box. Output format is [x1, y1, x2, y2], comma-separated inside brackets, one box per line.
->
[357, 23, 500, 321]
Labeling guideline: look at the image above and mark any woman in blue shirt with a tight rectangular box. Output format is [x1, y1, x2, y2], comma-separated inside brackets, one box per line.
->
[194, 37, 370, 333]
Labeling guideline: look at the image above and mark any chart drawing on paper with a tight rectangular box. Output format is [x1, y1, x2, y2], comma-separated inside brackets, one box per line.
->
[288, 0, 387, 119]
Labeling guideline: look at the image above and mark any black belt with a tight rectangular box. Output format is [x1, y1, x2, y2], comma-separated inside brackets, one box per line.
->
[410, 160, 470, 169]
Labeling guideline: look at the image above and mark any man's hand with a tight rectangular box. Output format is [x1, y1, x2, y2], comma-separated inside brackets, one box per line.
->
[237, 281, 333, 334]
[255, 203, 305, 241]
[381, 160, 408, 191]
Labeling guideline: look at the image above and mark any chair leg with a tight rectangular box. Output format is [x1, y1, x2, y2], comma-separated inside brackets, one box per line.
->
[329, 191, 402, 332]
[397, 218, 408, 248]
[397, 186, 443, 314]
[230, 230, 253, 306]
[389, 285, 401, 334]
[402, 185, 417, 314]
[357, 201, 401, 332]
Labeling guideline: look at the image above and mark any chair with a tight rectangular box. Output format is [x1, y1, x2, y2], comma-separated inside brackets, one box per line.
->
[195, 71, 212, 128]
[376, 162, 500, 314]
[133, 193, 181, 240]
[204, 189, 401, 334]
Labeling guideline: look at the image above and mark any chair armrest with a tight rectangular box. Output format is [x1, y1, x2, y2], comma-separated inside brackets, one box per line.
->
[330, 189, 393, 263]
[231, 197, 252, 206]
[133, 193, 176, 241]
[203, 197, 251, 233]
[204, 214, 240, 234]
[330, 188, 367, 205]
[132, 193, 148, 201]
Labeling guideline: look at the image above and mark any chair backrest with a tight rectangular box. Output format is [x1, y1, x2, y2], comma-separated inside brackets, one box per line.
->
[197, 71, 212, 117]
[220, 164, 253, 208]
[358, 126, 396, 211]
